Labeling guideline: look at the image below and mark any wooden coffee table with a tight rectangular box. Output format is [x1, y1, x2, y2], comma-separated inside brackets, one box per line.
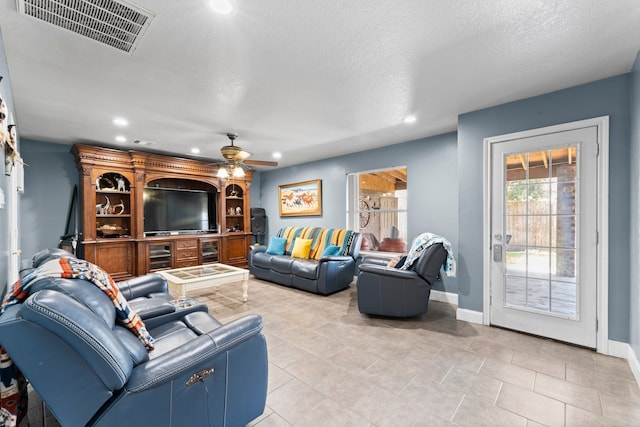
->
[159, 263, 250, 302]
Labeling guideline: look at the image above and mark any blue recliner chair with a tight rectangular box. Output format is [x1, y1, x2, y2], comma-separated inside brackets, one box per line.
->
[26, 248, 210, 329]
[0, 276, 268, 426]
[357, 243, 447, 317]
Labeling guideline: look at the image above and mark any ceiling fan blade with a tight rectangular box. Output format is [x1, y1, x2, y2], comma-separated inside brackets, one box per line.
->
[244, 159, 278, 167]
[219, 133, 276, 166]
[235, 150, 252, 161]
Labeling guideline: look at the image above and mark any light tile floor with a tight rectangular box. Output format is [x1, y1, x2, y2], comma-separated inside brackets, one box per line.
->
[28, 278, 640, 426]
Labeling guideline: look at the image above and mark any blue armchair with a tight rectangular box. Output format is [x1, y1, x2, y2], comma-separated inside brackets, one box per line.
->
[26, 248, 210, 329]
[357, 243, 447, 317]
[0, 276, 268, 426]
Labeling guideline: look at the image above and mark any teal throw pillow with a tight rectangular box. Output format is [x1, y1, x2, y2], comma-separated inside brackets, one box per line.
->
[321, 245, 341, 257]
[266, 236, 287, 255]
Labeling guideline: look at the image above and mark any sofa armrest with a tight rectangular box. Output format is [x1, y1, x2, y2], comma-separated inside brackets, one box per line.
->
[360, 256, 393, 267]
[117, 274, 169, 300]
[319, 255, 355, 263]
[248, 245, 267, 274]
[358, 263, 418, 280]
[250, 245, 267, 254]
[127, 314, 265, 392]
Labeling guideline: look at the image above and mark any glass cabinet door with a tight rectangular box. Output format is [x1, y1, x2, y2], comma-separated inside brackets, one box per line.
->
[149, 242, 172, 271]
[201, 239, 219, 264]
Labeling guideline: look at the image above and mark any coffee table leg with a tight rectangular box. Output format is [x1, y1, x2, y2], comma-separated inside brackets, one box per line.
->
[242, 275, 249, 302]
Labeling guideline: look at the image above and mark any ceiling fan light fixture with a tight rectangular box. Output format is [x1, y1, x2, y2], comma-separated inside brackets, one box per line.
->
[216, 167, 229, 179]
[233, 166, 245, 178]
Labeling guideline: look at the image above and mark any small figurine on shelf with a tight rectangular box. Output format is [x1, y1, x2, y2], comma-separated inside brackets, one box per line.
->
[96, 175, 102, 190]
[111, 199, 125, 215]
[96, 196, 110, 215]
[116, 176, 126, 192]
[236, 207, 242, 215]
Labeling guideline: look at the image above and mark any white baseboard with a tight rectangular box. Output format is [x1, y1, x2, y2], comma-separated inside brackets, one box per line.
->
[620, 342, 640, 387]
[605, 340, 640, 388]
[608, 340, 629, 358]
[456, 308, 483, 324]
[430, 290, 458, 305]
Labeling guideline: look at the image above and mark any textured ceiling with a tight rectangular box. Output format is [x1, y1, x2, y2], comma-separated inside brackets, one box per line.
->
[0, 0, 639, 169]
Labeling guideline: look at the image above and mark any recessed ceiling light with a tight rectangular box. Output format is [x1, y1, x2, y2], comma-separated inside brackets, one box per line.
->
[272, 152, 282, 159]
[115, 135, 127, 143]
[191, 148, 201, 154]
[113, 117, 128, 126]
[208, 0, 233, 14]
[403, 115, 417, 124]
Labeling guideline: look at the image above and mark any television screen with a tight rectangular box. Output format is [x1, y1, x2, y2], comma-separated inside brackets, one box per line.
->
[143, 187, 218, 235]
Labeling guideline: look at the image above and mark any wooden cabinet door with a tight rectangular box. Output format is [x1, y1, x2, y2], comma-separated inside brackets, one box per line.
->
[200, 238, 220, 264]
[224, 234, 248, 265]
[93, 241, 135, 281]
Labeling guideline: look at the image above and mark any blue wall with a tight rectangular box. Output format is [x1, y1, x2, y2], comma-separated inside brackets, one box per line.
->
[630, 52, 640, 360]
[257, 132, 459, 294]
[19, 139, 78, 264]
[0, 30, 17, 295]
[458, 75, 631, 342]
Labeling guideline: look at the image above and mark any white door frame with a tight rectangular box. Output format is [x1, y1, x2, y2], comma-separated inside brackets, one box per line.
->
[482, 116, 609, 354]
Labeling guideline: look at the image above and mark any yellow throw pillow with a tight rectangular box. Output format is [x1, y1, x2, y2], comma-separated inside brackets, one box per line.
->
[291, 238, 312, 259]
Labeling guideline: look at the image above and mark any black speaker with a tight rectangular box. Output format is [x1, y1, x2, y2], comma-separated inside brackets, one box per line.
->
[250, 208, 266, 235]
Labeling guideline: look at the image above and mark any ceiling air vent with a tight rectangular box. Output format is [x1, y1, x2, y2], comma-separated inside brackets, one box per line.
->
[17, 0, 154, 54]
[133, 139, 155, 146]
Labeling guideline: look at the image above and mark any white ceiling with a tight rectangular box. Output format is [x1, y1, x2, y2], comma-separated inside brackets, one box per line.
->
[0, 0, 639, 169]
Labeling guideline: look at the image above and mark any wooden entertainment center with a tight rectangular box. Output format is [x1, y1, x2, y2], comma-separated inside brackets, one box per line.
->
[72, 144, 254, 280]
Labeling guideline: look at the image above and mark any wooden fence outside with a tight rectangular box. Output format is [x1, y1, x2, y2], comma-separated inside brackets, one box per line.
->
[506, 201, 556, 249]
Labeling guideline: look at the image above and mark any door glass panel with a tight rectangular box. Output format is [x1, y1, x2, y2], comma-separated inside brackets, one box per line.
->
[526, 248, 550, 279]
[528, 216, 551, 248]
[555, 216, 577, 248]
[527, 278, 551, 311]
[503, 146, 578, 318]
[552, 147, 577, 183]
[551, 280, 577, 315]
[527, 181, 551, 215]
[553, 248, 577, 278]
[505, 275, 526, 306]
[505, 215, 525, 247]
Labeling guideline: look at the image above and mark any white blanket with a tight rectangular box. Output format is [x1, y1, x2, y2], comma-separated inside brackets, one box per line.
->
[399, 232, 456, 277]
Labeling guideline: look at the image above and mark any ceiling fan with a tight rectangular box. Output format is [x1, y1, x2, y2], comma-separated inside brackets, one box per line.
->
[219, 133, 278, 168]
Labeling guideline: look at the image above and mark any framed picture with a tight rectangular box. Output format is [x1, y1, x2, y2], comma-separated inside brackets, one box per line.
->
[278, 179, 322, 216]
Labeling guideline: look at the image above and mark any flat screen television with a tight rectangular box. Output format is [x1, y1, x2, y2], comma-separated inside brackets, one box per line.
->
[143, 187, 218, 236]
